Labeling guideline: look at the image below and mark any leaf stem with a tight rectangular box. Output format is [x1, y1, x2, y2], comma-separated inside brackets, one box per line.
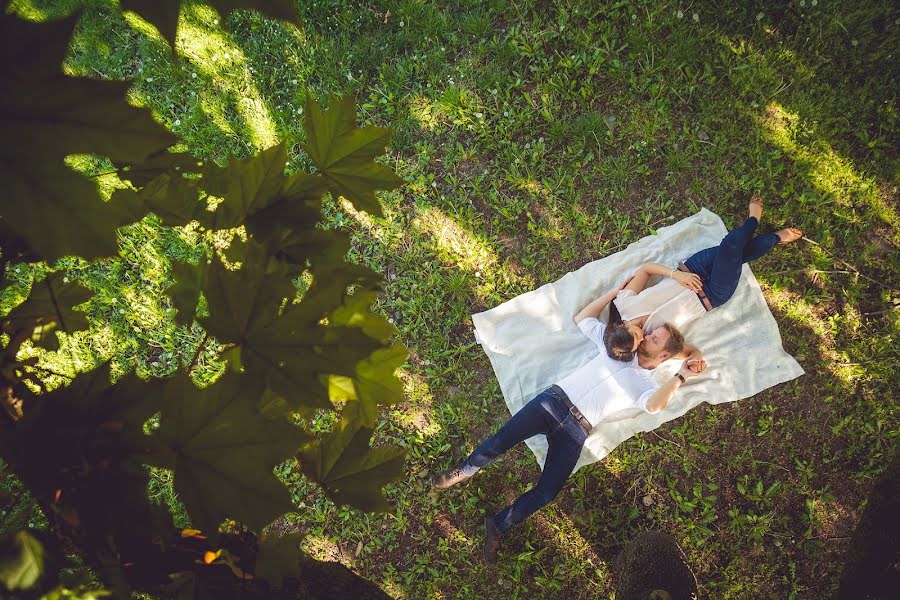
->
[187, 332, 210, 373]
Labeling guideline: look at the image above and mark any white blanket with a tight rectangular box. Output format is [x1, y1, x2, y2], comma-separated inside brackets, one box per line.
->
[471, 208, 804, 472]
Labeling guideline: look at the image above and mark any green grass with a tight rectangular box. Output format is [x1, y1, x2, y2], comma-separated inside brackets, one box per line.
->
[4, 0, 899, 597]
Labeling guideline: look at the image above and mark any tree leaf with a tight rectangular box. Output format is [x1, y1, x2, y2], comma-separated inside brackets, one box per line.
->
[154, 372, 309, 533]
[116, 149, 201, 187]
[200, 143, 328, 233]
[255, 533, 304, 590]
[0, 530, 44, 592]
[166, 260, 207, 326]
[353, 344, 408, 427]
[302, 94, 404, 216]
[299, 416, 405, 512]
[111, 173, 205, 227]
[0, 14, 176, 261]
[2, 271, 92, 349]
[121, 0, 298, 48]
[200, 243, 381, 410]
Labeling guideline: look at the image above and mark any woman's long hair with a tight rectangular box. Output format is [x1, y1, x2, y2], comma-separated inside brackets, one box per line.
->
[604, 301, 636, 362]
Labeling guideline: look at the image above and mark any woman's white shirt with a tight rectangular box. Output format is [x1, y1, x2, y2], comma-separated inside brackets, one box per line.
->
[614, 277, 706, 331]
[556, 318, 659, 425]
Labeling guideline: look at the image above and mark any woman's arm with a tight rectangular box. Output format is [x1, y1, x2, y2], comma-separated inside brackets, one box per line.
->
[573, 277, 632, 324]
[625, 262, 704, 294]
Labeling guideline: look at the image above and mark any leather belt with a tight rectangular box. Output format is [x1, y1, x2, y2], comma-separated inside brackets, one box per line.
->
[550, 385, 592, 435]
[678, 262, 713, 311]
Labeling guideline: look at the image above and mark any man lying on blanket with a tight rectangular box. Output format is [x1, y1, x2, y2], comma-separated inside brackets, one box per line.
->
[431, 279, 707, 565]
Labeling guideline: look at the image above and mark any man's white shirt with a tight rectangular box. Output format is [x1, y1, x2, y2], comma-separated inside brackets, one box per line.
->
[556, 318, 659, 426]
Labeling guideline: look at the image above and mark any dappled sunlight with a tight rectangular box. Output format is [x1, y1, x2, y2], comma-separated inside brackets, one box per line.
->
[393, 369, 440, 436]
[175, 5, 279, 149]
[760, 101, 897, 234]
[762, 285, 862, 386]
[431, 513, 470, 544]
[413, 205, 496, 274]
[302, 534, 346, 565]
[408, 96, 446, 131]
[532, 511, 610, 585]
[338, 198, 407, 252]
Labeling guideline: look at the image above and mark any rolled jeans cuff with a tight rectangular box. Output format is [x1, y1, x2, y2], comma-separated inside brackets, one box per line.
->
[459, 460, 480, 477]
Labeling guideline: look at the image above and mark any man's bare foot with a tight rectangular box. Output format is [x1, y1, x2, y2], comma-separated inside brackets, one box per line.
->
[748, 194, 763, 221]
[775, 227, 803, 244]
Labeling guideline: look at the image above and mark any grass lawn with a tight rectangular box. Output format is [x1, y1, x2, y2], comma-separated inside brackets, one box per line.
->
[3, 0, 898, 597]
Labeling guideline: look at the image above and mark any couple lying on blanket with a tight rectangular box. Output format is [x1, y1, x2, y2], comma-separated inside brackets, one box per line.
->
[431, 196, 803, 565]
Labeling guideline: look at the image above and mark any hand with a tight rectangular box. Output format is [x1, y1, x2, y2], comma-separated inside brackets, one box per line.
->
[673, 271, 703, 293]
[686, 358, 706, 373]
[679, 359, 704, 379]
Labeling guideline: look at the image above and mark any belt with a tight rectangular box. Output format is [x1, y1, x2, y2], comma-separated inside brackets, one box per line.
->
[550, 385, 592, 435]
[678, 262, 713, 311]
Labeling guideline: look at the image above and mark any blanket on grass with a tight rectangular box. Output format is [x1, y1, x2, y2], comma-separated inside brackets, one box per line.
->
[471, 208, 804, 472]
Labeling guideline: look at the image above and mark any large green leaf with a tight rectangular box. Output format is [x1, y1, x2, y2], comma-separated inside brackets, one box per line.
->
[254, 533, 304, 590]
[0, 530, 44, 592]
[200, 244, 381, 410]
[166, 260, 207, 326]
[116, 149, 201, 187]
[111, 173, 205, 227]
[201, 143, 327, 232]
[154, 372, 308, 533]
[299, 415, 405, 512]
[2, 271, 92, 350]
[303, 95, 405, 216]
[0, 14, 176, 261]
[121, 0, 299, 48]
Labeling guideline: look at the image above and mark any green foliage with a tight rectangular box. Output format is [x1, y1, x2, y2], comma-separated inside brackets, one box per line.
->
[1, 271, 91, 351]
[0, 13, 176, 262]
[303, 94, 405, 216]
[153, 372, 308, 533]
[0, 5, 407, 597]
[254, 533, 304, 590]
[298, 408, 405, 512]
[121, 0, 299, 47]
[0, 529, 44, 592]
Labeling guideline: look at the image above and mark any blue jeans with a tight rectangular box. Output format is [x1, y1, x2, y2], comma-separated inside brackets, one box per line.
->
[683, 217, 779, 307]
[460, 386, 588, 534]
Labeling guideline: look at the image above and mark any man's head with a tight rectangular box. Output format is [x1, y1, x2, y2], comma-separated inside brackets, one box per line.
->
[636, 323, 684, 366]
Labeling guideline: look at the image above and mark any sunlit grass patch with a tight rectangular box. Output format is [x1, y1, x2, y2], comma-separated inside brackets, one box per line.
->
[760, 101, 898, 240]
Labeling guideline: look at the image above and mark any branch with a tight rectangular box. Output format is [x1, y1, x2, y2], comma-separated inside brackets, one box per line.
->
[187, 332, 210, 373]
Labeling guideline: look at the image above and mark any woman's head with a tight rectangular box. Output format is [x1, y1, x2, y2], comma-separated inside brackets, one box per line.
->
[604, 302, 641, 362]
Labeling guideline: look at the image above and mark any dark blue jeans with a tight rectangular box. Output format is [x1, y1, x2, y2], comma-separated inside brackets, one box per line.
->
[460, 385, 588, 534]
[683, 217, 779, 307]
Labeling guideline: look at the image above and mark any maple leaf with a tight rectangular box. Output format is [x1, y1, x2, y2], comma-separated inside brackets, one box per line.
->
[303, 94, 405, 216]
[154, 372, 308, 533]
[200, 243, 381, 410]
[111, 173, 205, 227]
[165, 260, 207, 326]
[0, 14, 176, 261]
[254, 533, 304, 590]
[115, 149, 201, 187]
[200, 142, 328, 232]
[121, 0, 299, 48]
[299, 413, 405, 512]
[2, 271, 92, 350]
[0, 531, 44, 593]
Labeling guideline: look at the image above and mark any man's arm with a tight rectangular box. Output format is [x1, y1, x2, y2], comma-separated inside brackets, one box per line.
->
[573, 277, 632, 324]
[644, 360, 704, 414]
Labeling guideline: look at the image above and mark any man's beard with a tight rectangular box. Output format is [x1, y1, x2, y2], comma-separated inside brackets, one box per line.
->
[636, 344, 657, 360]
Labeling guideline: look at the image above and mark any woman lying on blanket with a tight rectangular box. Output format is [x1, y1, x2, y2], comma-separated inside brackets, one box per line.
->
[604, 195, 803, 363]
